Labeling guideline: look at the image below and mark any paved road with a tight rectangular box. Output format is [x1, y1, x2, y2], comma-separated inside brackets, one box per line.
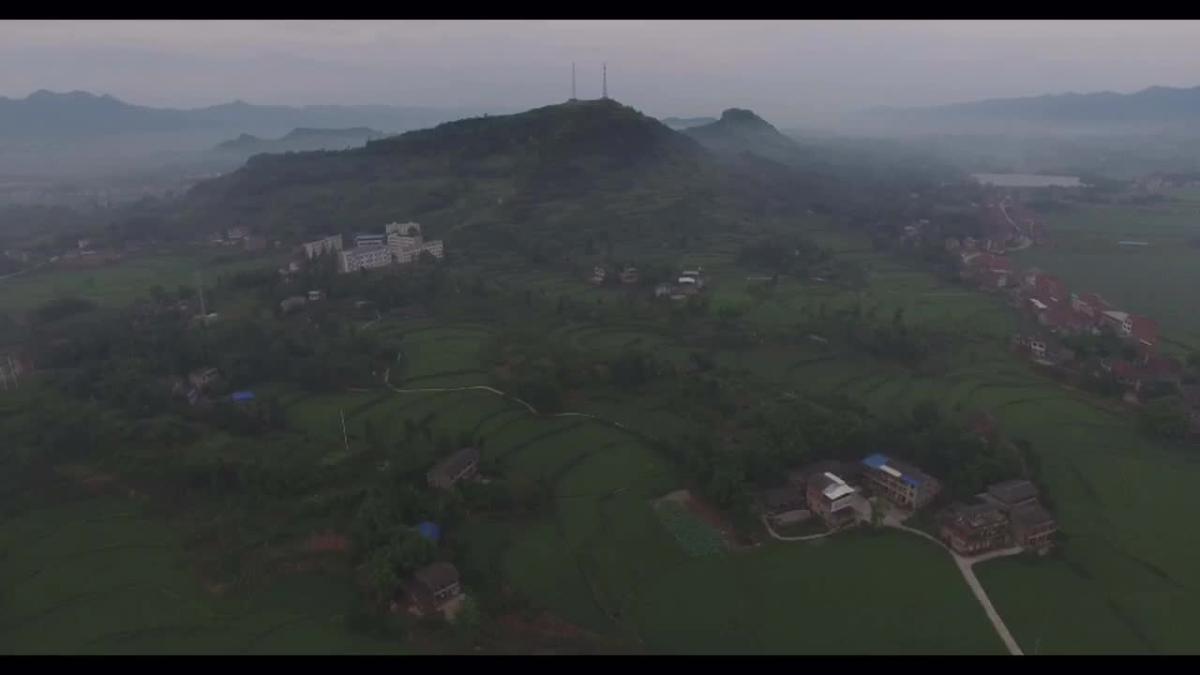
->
[885, 514, 1025, 655]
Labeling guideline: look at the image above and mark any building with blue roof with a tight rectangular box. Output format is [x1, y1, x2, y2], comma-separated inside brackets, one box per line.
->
[860, 453, 941, 511]
[416, 521, 441, 542]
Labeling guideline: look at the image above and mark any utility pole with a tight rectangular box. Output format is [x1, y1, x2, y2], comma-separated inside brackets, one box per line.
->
[602, 62, 608, 99]
[195, 271, 207, 317]
[571, 62, 577, 101]
[341, 409, 350, 453]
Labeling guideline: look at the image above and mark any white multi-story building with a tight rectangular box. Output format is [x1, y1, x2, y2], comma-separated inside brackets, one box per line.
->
[386, 221, 422, 237]
[302, 234, 344, 260]
[387, 221, 445, 264]
[355, 233, 387, 248]
[339, 245, 393, 273]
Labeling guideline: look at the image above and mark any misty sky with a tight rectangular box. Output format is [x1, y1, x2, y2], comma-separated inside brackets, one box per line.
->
[4, 20, 1200, 126]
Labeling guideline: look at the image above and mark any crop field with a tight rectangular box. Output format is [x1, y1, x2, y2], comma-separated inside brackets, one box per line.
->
[0, 498, 404, 654]
[652, 500, 726, 557]
[0, 250, 283, 313]
[627, 531, 1005, 654]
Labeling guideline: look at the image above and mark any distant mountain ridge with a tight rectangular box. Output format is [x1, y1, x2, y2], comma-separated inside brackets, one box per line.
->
[0, 90, 501, 139]
[860, 84, 1200, 133]
[213, 127, 388, 155]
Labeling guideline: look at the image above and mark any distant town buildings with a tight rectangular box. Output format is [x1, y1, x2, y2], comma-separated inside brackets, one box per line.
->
[338, 245, 393, 273]
[385, 222, 444, 265]
[302, 234, 344, 260]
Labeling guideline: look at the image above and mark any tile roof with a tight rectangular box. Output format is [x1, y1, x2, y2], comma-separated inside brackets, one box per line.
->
[986, 479, 1039, 505]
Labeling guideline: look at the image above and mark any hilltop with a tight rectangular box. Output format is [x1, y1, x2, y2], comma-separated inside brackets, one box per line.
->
[684, 108, 804, 163]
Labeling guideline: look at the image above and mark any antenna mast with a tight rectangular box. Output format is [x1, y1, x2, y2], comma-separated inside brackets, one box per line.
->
[571, 62, 577, 101]
[602, 62, 608, 99]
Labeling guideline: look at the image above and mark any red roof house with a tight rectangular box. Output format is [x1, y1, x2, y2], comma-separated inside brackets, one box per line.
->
[1128, 315, 1159, 351]
[1034, 274, 1069, 304]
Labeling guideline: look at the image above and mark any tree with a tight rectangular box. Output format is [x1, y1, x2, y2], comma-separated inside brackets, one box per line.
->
[363, 547, 401, 605]
[452, 595, 482, 642]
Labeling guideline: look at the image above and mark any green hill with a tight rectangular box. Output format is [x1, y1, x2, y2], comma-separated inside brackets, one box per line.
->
[176, 99, 752, 256]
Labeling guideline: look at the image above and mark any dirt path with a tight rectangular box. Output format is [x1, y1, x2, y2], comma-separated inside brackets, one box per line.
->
[759, 515, 834, 542]
[382, 367, 640, 434]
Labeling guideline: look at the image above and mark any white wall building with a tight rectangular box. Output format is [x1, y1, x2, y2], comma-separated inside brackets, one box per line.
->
[339, 245, 393, 273]
[302, 234, 344, 260]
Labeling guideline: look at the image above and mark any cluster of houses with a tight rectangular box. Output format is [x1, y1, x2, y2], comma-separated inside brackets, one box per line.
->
[587, 264, 640, 286]
[955, 246, 1186, 398]
[385, 446, 482, 620]
[211, 226, 270, 252]
[279, 289, 326, 315]
[654, 267, 706, 301]
[758, 452, 1057, 556]
[299, 222, 445, 275]
[940, 479, 1057, 556]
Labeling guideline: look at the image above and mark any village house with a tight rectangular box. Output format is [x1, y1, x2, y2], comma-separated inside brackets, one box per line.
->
[244, 235, 268, 252]
[981, 479, 1040, 512]
[1103, 355, 1182, 396]
[589, 265, 607, 285]
[1070, 292, 1111, 325]
[307, 289, 325, 302]
[939, 502, 1011, 555]
[427, 447, 481, 489]
[620, 266, 640, 285]
[860, 453, 941, 512]
[280, 295, 308, 314]
[1011, 334, 1074, 366]
[757, 486, 811, 527]
[978, 479, 1057, 553]
[301, 234, 343, 260]
[679, 268, 705, 289]
[1038, 303, 1093, 336]
[339, 245, 393, 274]
[405, 562, 464, 617]
[1127, 314, 1160, 354]
[805, 471, 866, 530]
[1010, 502, 1057, 553]
[188, 367, 221, 392]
